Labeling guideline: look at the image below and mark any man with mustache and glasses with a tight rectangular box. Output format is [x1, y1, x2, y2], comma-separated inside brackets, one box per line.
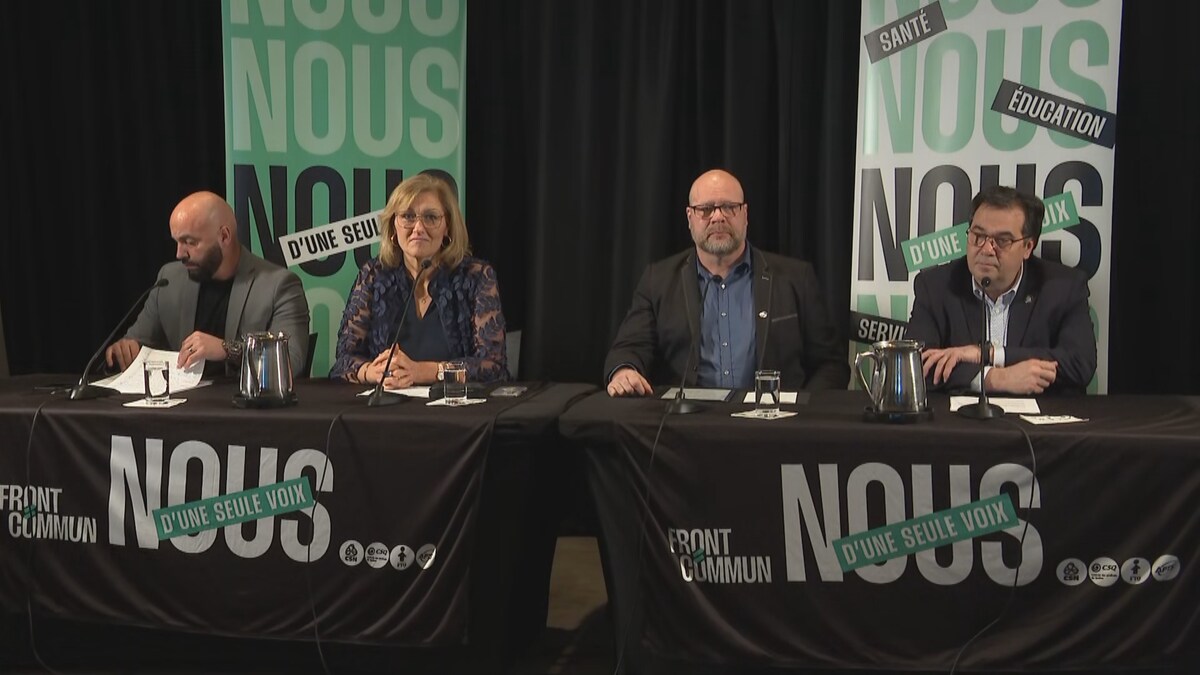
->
[104, 191, 311, 377]
[604, 169, 847, 396]
[905, 185, 1097, 395]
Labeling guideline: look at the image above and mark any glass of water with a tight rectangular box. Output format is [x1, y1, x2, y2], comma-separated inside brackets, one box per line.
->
[754, 369, 780, 417]
[144, 360, 171, 405]
[442, 360, 467, 405]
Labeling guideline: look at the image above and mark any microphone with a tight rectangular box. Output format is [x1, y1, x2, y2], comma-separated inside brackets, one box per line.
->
[958, 276, 1003, 420]
[68, 278, 170, 401]
[670, 268, 716, 415]
[367, 259, 433, 407]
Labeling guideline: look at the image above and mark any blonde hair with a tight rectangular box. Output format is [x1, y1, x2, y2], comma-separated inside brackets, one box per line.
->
[378, 174, 470, 270]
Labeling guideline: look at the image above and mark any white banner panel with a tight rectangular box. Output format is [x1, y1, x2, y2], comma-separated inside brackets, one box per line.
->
[850, 0, 1122, 393]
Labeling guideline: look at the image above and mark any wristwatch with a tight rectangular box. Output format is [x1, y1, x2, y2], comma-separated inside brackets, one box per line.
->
[222, 338, 244, 363]
[436, 361, 445, 381]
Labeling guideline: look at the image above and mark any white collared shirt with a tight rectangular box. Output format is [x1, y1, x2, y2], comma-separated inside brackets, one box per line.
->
[969, 264, 1024, 391]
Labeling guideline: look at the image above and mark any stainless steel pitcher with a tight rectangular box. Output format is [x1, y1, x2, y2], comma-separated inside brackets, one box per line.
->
[854, 339, 928, 415]
[237, 331, 296, 407]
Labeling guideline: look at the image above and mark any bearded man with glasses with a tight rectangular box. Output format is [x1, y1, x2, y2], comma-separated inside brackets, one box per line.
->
[906, 185, 1097, 395]
[604, 169, 847, 396]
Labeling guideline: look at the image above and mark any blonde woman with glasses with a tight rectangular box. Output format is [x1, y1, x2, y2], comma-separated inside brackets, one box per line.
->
[331, 173, 508, 388]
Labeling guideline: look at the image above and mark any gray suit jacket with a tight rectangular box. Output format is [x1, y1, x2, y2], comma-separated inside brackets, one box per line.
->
[124, 247, 311, 375]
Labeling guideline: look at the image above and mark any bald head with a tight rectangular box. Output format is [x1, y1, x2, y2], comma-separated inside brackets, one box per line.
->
[689, 169, 744, 205]
[170, 191, 240, 281]
[171, 191, 237, 235]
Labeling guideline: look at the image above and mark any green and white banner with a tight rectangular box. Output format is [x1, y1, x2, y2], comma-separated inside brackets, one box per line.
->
[222, 0, 467, 376]
[850, 0, 1121, 393]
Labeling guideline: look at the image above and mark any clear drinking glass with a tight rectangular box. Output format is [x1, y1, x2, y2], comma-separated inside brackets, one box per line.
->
[754, 369, 781, 417]
[442, 360, 467, 405]
[144, 360, 171, 404]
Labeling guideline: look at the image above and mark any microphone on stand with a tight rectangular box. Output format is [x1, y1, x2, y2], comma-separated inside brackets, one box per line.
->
[670, 268, 716, 415]
[67, 278, 169, 401]
[958, 277, 1003, 420]
[368, 259, 433, 407]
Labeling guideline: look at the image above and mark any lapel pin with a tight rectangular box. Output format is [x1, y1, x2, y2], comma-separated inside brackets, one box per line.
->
[758, 311, 768, 319]
[1024, 295, 1032, 304]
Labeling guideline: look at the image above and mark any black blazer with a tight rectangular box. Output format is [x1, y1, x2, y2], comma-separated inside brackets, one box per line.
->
[905, 257, 1097, 394]
[603, 246, 848, 391]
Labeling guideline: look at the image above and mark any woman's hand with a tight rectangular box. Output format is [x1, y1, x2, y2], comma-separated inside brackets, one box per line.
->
[364, 347, 438, 388]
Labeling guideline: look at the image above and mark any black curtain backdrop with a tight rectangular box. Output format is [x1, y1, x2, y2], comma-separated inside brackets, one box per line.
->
[1, 2, 1195, 394]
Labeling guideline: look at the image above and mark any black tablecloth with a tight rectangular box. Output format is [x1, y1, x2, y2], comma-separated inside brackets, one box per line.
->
[0, 375, 595, 673]
[560, 389, 1200, 675]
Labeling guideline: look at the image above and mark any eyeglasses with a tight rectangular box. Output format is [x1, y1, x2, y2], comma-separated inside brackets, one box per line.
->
[968, 229, 1028, 251]
[399, 211, 445, 231]
[689, 202, 744, 219]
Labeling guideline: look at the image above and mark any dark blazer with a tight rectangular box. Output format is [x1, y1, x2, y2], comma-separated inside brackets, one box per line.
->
[124, 246, 312, 375]
[905, 257, 1097, 394]
[603, 246, 848, 390]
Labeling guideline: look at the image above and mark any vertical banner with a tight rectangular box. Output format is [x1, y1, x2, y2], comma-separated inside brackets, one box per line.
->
[849, 0, 1121, 393]
[222, 0, 467, 376]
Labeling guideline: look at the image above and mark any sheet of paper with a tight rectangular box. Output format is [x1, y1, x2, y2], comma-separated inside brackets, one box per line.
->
[426, 398, 487, 406]
[123, 398, 188, 409]
[1020, 414, 1088, 425]
[660, 387, 731, 402]
[741, 392, 800, 404]
[92, 346, 204, 394]
[950, 396, 1041, 414]
[356, 386, 432, 398]
[731, 410, 798, 420]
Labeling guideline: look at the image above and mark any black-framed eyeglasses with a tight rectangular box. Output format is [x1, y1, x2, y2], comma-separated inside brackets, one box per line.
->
[399, 211, 445, 230]
[968, 228, 1028, 251]
[688, 202, 744, 219]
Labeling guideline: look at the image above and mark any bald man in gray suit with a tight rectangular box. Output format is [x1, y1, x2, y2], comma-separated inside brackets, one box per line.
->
[106, 191, 310, 376]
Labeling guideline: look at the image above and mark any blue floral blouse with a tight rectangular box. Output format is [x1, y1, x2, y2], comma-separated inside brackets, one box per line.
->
[330, 256, 509, 383]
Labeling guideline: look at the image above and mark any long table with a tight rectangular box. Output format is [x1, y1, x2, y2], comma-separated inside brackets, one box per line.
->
[0, 375, 595, 673]
[560, 390, 1200, 675]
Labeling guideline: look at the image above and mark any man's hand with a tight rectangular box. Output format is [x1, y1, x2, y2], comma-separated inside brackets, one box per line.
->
[177, 331, 224, 370]
[607, 367, 653, 397]
[986, 359, 1057, 395]
[105, 338, 142, 372]
[920, 345, 983, 386]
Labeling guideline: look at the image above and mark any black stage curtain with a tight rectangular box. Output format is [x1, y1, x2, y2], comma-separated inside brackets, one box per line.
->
[1, 2, 1195, 394]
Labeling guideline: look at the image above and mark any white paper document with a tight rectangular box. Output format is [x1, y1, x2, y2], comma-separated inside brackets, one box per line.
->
[741, 392, 800, 404]
[950, 396, 1041, 414]
[356, 386, 432, 398]
[426, 398, 487, 406]
[123, 398, 188, 409]
[731, 410, 798, 420]
[1020, 414, 1088, 425]
[661, 387, 731, 402]
[92, 347, 205, 395]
